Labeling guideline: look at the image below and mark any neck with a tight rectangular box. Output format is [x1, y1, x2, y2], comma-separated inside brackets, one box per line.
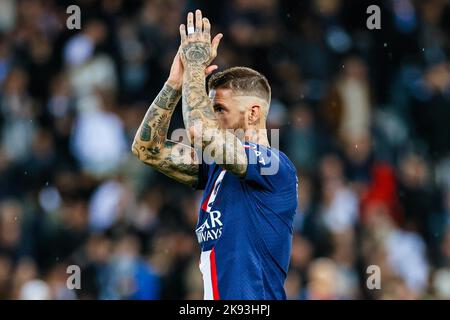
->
[244, 127, 270, 147]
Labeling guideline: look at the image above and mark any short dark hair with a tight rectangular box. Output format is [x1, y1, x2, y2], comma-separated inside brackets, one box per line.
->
[207, 66, 271, 103]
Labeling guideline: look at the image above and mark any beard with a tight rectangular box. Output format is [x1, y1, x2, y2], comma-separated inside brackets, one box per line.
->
[228, 113, 247, 131]
[223, 115, 250, 143]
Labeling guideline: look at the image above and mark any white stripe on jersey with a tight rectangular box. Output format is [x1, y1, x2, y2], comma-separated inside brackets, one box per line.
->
[200, 250, 213, 300]
[205, 169, 226, 213]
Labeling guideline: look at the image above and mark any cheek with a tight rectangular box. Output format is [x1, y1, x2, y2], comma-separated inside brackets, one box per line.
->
[217, 111, 244, 128]
[216, 114, 228, 127]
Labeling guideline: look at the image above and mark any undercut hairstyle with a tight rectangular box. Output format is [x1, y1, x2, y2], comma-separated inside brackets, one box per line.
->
[207, 66, 271, 103]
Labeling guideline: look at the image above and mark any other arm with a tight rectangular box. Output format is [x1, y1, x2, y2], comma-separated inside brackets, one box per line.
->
[180, 10, 247, 177]
[131, 80, 199, 186]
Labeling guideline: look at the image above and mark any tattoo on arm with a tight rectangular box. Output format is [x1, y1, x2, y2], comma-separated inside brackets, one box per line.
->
[182, 61, 247, 177]
[147, 141, 199, 186]
[155, 85, 182, 110]
[139, 108, 159, 141]
[136, 83, 179, 150]
[132, 83, 199, 186]
[182, 64, 217, 131]
[182, 43, 211, 66]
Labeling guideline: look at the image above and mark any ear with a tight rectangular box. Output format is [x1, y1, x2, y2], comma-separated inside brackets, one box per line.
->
[248, 105, 261, 125]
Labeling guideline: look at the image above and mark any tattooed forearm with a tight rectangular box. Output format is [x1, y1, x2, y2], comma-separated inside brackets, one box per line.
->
[143, 140, 199, 187]
[132, 82, 200, 186]
[155, 85, 182, 110]
[182, 63, 247, 177]
[135, 83, 179, 149]
[140, 123, 152, 141]
[139, 108, 159, 141]
[182, 64, 217, 131]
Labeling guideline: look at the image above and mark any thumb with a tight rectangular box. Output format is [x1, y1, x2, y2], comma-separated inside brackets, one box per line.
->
[211, 33, 223, 57]
[205, 65, 218, 76]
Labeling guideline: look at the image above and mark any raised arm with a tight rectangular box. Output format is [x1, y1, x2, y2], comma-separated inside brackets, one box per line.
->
[179, 10, 247, 177]
[131, 52, 200, 186]
[132, 50, 219, 186]
[131, 83, 198, 186]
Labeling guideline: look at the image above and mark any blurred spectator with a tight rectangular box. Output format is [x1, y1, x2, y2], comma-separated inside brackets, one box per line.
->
[431, 268, 450, 299]
[100, 233, 160, 300]
[360, 163, 403, 225]
[305, 258, 339, 300]
[318, 154, 359, 233]
[398, 153, 442, 242]
[286, 104, 318, 171]
[1, 67, 35, 163]
[411, 61, 450, 160]
[322, 56, 372, 146]
[0, 0, 16, 33]
[384, 224, 430, 294]
[70, 91, 128, 177]
[64, 20, 107, 67]
[19, 279, 51, 300]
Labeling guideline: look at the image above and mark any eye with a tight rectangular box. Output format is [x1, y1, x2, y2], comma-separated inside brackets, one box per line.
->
[214, 105, 225, 114]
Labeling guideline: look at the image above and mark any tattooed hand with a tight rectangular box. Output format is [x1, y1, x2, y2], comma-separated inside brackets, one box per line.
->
[179, 10, 223, 68]
[167, 50, 219, 90]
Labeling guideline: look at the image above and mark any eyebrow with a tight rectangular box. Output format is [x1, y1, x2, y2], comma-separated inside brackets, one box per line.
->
[213, 103, 225, 109]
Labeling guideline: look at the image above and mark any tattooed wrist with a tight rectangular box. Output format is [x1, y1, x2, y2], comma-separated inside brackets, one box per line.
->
[166, 79, 181, 91]
[155, 83, 182, 110]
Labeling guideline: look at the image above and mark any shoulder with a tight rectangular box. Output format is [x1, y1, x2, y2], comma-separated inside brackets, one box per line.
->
[244, 142, 297, 183]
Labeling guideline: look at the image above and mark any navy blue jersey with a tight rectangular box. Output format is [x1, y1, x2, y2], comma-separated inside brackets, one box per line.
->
[195, 142, 298, 300]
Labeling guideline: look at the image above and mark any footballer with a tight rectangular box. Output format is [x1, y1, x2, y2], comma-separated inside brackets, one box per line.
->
[132, 10, 298, 300]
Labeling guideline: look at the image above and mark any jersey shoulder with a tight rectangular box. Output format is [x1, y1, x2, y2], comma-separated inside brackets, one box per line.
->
[243, 142, 298, 188]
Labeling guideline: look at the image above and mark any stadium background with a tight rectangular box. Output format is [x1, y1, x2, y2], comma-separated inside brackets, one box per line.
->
[0, 0, 450, 300]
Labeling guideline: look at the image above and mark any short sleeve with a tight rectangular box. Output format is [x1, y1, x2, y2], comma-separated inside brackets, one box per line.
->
[241, 143, 289, 191]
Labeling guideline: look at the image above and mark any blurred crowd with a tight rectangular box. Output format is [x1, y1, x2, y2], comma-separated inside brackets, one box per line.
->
[0, 0, 450, 300]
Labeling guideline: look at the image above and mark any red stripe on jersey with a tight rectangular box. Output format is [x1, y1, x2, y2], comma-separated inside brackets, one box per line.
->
[210, 248, 220, 300]
[201, 192, 212, 211]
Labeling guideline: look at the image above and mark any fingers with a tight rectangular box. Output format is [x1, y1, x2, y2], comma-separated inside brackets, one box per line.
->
[183, 9, 219, 53]
[179, 24, 187, 44]
[205, 65, 218, 76]
[203, 17, 211, 41]
[187, 12, 194, 37]
[195, 9, 203, 33]
[211, 33, 223, 57]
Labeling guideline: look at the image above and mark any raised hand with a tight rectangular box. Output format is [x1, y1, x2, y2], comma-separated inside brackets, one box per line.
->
[179, 10, 223, 68]
[167, 50, 218, 90]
